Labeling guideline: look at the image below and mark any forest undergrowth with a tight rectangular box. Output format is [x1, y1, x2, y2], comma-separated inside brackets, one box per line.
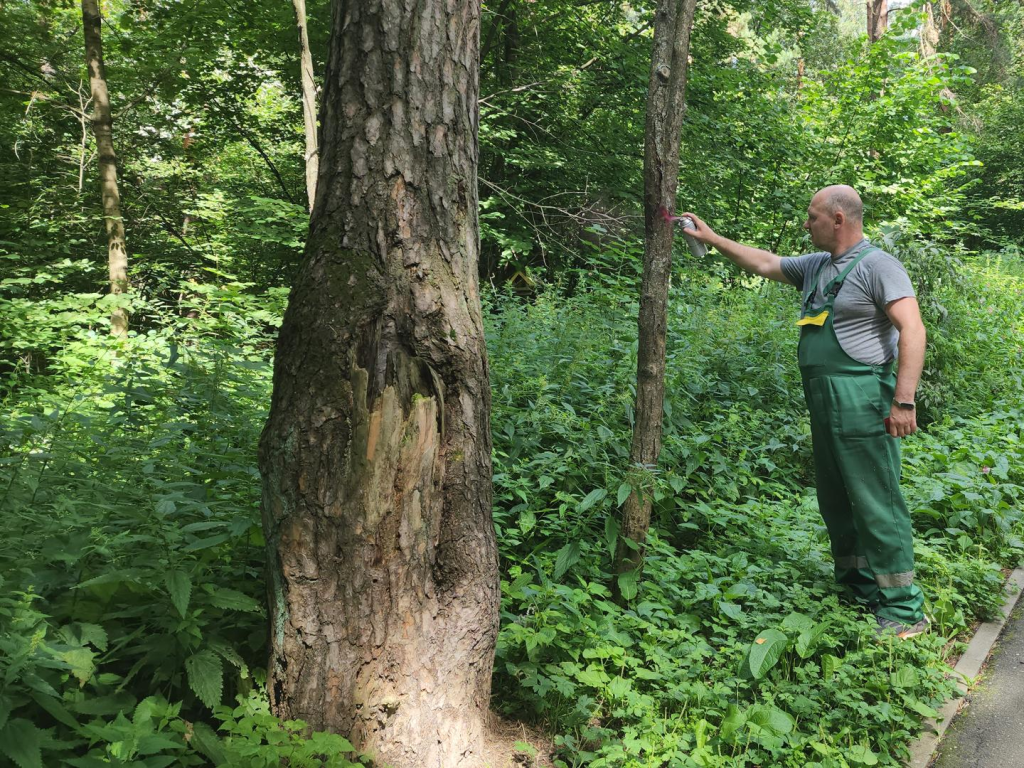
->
[1, 246, 1023, 767]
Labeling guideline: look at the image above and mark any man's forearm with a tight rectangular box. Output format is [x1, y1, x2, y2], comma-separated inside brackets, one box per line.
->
[708, 234, 783, 280]
[894, 323, 926, 402]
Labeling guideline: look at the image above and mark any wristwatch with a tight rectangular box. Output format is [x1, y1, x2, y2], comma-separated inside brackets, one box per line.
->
[892, 399, 915, 410]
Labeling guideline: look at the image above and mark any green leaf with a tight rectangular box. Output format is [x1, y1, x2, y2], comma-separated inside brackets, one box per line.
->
[695, 718, 710, 750]
[182, 533, 232, 552]
[780, 612, 815, 634]
[796, 623, 828, 659]
[578, 488, 607, 513]
[890, 666, 919, 688]
[0, 695, 11, 731]
[0, 719, 43, 768]
[720, 703, 746, 742]
[746, 704, 794, 735]
[743, 629, 788, 680]
[29, 691, 79, 730]
[576, 667, 609, 687]
[822, 653, 841, 682]
[719, 601, 744, 621]
[77, 622, 108, 652]
[617, 569, 639, 601]
[60, 647, 96, 686]
[190, 721, 227, 764]
[137, 733, 187, 755]
[553, 541, 581, 580]
[165, 571, 192, 617]
[616, 482, 632, 507]
[607, 677, 630, 699]
[905, 698, 940, 718]
[604, 515, 620, 560]
[186, 650, 223, 709]
[846, 744, 879, 765]
[519, 508, 536, 534]
[208, 589, 261, 612]
[70, 692, 136, 716]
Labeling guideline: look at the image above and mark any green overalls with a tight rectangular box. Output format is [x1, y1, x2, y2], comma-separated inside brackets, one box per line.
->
[797, 248, 925, 624]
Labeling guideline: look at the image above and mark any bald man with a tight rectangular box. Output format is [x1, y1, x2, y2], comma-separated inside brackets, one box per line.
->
[683, 186, 929, 639]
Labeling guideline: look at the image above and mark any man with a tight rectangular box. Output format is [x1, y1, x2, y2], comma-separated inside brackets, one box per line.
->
[682, 185, 929, 639]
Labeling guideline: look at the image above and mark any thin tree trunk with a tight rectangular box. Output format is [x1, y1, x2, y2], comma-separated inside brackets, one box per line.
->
[867, 0, 887, 42]
[920, 2, 940, 59]
[292, 0, 319, 213]
[82, 0, 128, 336]
[258, 2, 498, 766]
[614, 0, 698, 583]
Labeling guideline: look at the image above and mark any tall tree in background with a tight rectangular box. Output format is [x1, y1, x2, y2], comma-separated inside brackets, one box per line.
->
[868, 0, 887, 42]
[615, 0, 698, 584]
[292, 0, 319, 212]
[81, 0, 128, 336]
[258, 1, 498, 766]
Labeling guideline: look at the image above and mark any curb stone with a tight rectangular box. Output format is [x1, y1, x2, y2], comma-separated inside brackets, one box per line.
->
[904, 566, 1024, 768]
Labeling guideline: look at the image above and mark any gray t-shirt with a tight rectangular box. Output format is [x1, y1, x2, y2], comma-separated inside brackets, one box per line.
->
[780, 239, 915, 365]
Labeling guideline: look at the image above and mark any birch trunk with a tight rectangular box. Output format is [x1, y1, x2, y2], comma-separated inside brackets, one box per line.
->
[615, 0, 698, 581]
[81, 0, 128, 336]
[292, 0, 319, 213]
[258, 2, 498, 766]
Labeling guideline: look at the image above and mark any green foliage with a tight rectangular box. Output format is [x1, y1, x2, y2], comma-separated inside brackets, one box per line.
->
[0, 284, 365, 763]
[2, 0, 1024, 764]
[488, 254, 1024, 766]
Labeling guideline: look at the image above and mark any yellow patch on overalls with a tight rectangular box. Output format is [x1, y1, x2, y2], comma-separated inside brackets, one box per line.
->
[796, 310, 829, 327]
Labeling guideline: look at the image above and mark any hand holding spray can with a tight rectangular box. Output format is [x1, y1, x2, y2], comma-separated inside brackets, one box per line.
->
[657, 206, 708, 258]
[677, 216, 708, 258]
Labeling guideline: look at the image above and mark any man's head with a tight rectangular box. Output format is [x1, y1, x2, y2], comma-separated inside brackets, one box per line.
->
[803, 185, 864, 255]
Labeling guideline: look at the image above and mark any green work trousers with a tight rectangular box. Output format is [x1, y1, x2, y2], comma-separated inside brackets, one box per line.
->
[801, 370, 924, 624]
[797, 250, 924, 624]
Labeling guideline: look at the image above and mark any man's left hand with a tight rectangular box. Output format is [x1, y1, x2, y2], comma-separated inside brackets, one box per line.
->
[888, 405, 917, 438]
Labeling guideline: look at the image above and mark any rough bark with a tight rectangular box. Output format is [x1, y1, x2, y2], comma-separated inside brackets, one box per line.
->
[292, 0, 320, 213]
[867, 0, 888, 43]
[614, 0, 698, 579]
[81, 0, 128, 336]
[258, 2, 498, 767]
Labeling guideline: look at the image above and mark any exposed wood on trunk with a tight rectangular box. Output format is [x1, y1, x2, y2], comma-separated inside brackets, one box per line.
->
[258, 2, 498, 766]
[81, 0, 128, 336]
[867, 0, 888, 43]
[292, 0, 319, 213]
[614, 0, 698, 582]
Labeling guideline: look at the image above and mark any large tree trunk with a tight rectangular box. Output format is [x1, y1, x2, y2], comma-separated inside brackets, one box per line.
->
[81, 0, 128, 336]
[258, 2, 498, 767]
[614, 0, 698, 581]
[867, 0, 887, 42]
[292, 0, 319, 213]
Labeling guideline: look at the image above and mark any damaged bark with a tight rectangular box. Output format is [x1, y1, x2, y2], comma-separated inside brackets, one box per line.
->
[258, 2, 498, 766]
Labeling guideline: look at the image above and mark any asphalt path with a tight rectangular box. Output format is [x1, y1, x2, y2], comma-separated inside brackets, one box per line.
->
[932, 604, 1024, 768]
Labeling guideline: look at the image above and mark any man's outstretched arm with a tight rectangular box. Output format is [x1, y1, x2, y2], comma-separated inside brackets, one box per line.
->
[681, 212, 790, 284]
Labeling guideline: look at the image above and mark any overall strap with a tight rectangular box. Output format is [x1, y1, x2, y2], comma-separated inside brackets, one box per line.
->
[824, 246, 880, 298]
[803, 246, 880, 311]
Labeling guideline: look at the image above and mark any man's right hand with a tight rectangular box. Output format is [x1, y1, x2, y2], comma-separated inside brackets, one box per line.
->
[678, 212, 789, 284]
[680, 213, 718, 245]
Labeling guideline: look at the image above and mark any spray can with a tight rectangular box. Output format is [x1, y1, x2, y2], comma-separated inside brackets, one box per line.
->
[677, 216, 708, 258]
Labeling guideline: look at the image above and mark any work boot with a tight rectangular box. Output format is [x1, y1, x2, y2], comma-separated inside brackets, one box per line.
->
[875, 615, 930, 640]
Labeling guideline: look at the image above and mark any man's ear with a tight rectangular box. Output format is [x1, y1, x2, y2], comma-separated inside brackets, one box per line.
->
[833, 210, 846, 228]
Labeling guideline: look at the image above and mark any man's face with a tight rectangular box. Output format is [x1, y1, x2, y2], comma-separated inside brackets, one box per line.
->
[803, 197, 835, 252]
